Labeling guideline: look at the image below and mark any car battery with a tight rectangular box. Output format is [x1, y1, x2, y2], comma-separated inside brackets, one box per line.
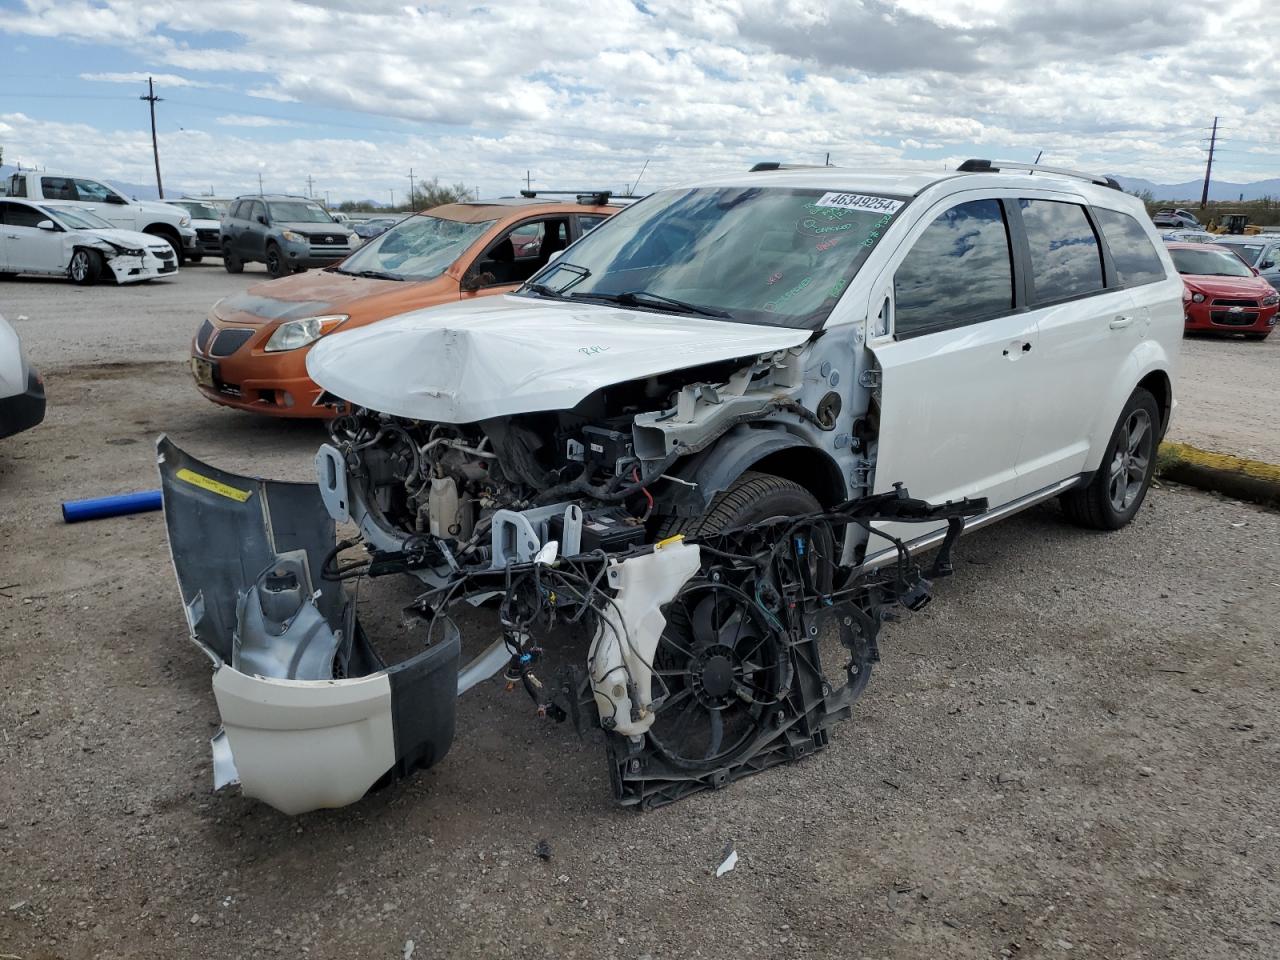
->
[581, 425, 634, 475]
[549, 507, 646, 554]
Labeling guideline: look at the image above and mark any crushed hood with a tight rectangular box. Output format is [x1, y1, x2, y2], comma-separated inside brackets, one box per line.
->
[306, 295, 811, 422]
[1182, 273, 1274, 298]
[78, 227, 172, 250]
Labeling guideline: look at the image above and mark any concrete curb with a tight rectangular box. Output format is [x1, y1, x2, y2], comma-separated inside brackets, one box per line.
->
[1156, 441, 1280, 510]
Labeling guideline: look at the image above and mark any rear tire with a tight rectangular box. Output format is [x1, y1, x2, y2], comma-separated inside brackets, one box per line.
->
[68, 248, 103, 285]
[1060, 387, 1160, 531]
[265, 243, 288, 279]
[222, 245, 244, 274]
[188, 253, 203, 264]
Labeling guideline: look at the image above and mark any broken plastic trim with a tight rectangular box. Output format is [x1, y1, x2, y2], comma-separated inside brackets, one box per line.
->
[157, 436, 460, 815]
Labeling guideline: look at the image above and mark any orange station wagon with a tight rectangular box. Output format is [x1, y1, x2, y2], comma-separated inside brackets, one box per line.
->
[190, 195, 620, 417]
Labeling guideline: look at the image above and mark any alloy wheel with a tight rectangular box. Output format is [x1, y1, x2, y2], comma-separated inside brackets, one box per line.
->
[1107, 407, 1152, 512]
[70, 252, 87, 282]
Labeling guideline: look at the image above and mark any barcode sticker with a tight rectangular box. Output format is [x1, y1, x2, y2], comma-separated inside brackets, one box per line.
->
[814, 193, 904, 214]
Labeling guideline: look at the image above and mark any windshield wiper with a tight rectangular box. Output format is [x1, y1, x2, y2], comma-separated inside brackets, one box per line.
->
[571, 290, 731, 319]
[524, 282, 566, 299]
[346, 268, 404, 281]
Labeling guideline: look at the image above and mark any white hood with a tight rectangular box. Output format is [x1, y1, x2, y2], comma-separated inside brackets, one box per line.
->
[76, 227, 171, 251]
[306, 295, 811, 422]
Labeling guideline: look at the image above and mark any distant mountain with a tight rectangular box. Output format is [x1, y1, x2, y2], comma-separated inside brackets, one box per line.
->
[1110, 174, 1280, 202]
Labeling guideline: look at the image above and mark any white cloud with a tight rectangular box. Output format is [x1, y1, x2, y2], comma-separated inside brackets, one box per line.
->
[3, 0, 1278, 195]
[215, 114, 295, 128]
[79, 71, 218, 89]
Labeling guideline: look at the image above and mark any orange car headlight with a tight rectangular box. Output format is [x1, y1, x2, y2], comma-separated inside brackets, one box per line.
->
[263, 315, 348, 352]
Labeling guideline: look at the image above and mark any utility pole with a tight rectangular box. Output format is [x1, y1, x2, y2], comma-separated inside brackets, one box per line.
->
[389, 188, 395, 209]
[525, 169, 532, 191]
[140, 76, 164, 198]
[257, 171, 264, 196]
[305, 174, 315, 198]
[1200, 116, 1219, 210]
[408, 168, 416, 211]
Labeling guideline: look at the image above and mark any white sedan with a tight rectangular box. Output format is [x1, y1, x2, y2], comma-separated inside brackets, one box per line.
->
[0, 198, 179, 285]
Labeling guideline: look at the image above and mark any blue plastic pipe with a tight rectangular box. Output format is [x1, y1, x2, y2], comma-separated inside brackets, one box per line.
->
[62, 490, 163, 523]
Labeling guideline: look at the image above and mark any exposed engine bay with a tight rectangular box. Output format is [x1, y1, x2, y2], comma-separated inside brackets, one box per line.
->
[315, 348, 862, 581]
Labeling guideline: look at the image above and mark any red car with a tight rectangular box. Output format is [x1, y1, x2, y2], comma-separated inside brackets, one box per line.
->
[1169, 242, 1278, 340]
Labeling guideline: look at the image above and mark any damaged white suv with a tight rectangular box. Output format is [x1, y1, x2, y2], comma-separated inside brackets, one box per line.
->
[160, 160, 1181, 814]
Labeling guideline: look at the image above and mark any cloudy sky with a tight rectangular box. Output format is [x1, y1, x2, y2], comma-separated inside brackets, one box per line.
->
[1, 0, 1276, 202]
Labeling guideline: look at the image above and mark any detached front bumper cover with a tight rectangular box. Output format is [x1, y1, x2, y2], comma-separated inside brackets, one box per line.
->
[157, 436, 459, 815]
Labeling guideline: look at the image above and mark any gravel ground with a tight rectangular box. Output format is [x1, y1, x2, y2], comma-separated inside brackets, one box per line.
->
[2, 268, 1279, 959]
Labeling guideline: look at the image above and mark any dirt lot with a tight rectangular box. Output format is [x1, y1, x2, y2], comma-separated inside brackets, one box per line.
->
[2, 267, 1279, 959]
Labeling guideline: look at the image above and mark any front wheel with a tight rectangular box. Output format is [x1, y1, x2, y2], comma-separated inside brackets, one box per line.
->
[188, 253, 203, 264]
[69, 248, 103, 285]
[265, 243, 288, 279]
[222, 246, 243, 274]
[1060, 387, 1160, 530]
[1243, 332, 1270, 341]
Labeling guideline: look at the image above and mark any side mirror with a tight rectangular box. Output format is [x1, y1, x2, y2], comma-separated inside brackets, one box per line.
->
[1261, 260, 1275, 271]
[104, 194, 128, 205]
[546, 248, 564, 264]
[460, 268, 494, 293]
[36, 219, 57, 231]
[257, 215, 268, 226]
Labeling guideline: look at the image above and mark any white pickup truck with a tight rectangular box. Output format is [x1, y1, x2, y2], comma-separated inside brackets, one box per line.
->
[3, 172, 198, 262]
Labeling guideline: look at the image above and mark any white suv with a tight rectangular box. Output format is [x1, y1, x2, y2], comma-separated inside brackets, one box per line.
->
[159, 160, 1182, 814]
[311, 159, 1180, 552]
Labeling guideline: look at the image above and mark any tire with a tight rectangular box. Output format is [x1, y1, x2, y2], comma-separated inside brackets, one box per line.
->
[188, 253, 203, 264]
[1060, 387, 1160, 531]
[68, 248, 103, 285]
[265, 243, 288, 279]
[662, 471, 823, 538]
[222, 245, 244, 274]
[1243, 332, 1270, 341]
[0, 272, 16, 280]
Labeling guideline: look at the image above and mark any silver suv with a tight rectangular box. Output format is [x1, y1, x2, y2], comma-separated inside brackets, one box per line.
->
[220, 195, 361, 277]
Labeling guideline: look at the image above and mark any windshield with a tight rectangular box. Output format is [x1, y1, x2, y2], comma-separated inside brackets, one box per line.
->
[520, 186, 908, 328]
[267, 201, 337, 223]
[176, 201, 221, 220]
[337, 214, 495, 281]
[44, 206, 113, 230]
[1171, 248, 1255, 278]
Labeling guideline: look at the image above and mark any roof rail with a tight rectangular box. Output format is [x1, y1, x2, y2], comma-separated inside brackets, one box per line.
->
[748, 162, 830, 172]
[956, 159, 1121, 191]
[519, 189, 613, 205]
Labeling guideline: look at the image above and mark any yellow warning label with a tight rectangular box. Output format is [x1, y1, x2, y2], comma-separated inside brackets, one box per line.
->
[176, 468, 253, 503]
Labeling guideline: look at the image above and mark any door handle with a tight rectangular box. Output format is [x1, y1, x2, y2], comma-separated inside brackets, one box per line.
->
[1110, 315, 1135, 330]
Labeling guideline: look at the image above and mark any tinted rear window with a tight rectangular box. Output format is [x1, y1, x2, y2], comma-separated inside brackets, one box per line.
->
[1094, 208, 1166, 286]
[1019, 199, 1104, 303]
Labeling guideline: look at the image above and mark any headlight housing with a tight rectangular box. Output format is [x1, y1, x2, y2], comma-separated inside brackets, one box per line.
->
[281, 230, 308, 243]
[347, 232, 362, 248]
[178, 215, 192, 227]
[1263, 293, 1279, 306]
[263, 315, 348, 352]
[105, 240, 145, 258]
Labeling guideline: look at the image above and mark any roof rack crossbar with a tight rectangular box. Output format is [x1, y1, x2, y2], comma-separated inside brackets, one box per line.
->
[956, 159, 1121, 191]
[748, 162, 830, 172]
[519, 189, 613, 203]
